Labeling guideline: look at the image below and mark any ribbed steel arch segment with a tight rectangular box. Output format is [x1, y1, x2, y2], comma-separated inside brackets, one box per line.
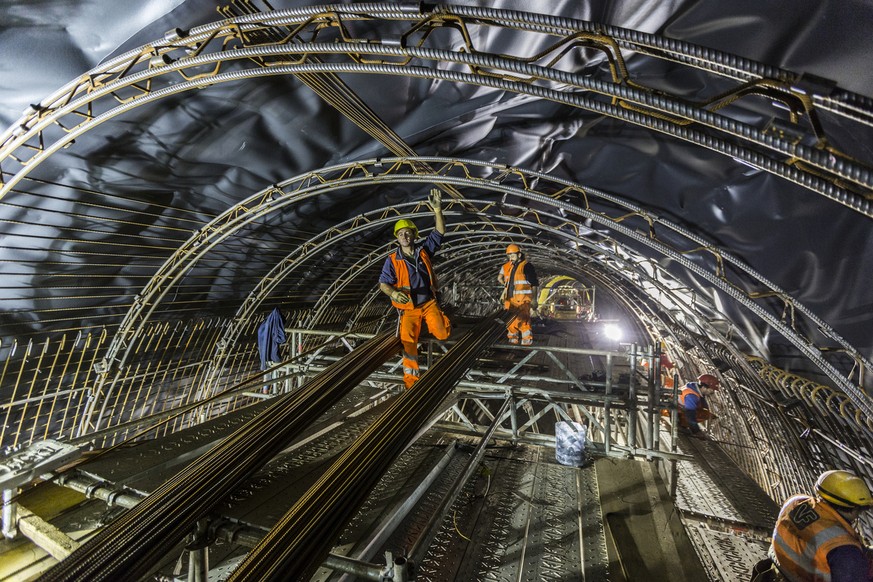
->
[1, 6, 871, 211]
[79, 158, 871, 433]
[301, 234, 513, 330]
[304, 231, 620, 331]
[344, 219, 631, 333]
[304, 159, 873, 403]
[346, 200, 786, 372]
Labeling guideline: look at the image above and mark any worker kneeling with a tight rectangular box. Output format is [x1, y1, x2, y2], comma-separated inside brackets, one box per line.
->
[677, 373, 720, 439]
[752, 469, 873, 582]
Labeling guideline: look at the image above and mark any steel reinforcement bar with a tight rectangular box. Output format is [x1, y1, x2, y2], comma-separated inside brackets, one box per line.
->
[227, 311, 509, 581]
[40, 331, 401, 582]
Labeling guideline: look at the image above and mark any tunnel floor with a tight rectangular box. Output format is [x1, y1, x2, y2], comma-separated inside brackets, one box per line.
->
[0, 319, 775, 581]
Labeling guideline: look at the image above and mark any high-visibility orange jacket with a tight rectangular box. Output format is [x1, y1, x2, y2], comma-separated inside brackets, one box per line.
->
[388, 248, 437, 310]
[771, 495, 866, 581]
[678, 382, 711, 431]
[501, 260, 536, 309]
[678, 384, 703, 408]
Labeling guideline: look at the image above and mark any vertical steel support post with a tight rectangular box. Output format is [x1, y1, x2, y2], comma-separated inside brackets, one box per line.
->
[646, 344, 658, 460]
[187, 519, 209, 582]
[1, 489, 17, 540]
[669, 371, 680, 498]
[604, 353, 613, 455]
[508, 388, 518, 444]
[627, 343, 638, 455]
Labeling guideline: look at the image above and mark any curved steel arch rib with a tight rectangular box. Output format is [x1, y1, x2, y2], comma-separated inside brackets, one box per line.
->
[81, 159, 872, 432]
[2, 5, 871, 211]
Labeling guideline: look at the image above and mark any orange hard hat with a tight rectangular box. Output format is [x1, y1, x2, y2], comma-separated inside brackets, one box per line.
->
[506, 244, 521, 254]
[697, 374, 720, 389]
[393, 219, 418, 238]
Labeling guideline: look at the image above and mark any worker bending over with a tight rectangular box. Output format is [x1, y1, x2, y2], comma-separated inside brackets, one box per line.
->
[678, 373, 719, 439]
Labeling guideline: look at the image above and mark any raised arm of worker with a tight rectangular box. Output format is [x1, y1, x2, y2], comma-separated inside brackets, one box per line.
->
[428, 188, 445, 235]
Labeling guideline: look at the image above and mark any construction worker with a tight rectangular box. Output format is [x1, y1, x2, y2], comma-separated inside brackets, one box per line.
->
[752, 469, 873, 581]
[678, 373, 719, 439]
[379, 188, 451, 389]
[498, 243, 539, 345]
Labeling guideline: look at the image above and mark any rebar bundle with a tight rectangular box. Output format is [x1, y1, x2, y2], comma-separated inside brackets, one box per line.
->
[40, 331, 401, 582]
[227, 312, 509, 581]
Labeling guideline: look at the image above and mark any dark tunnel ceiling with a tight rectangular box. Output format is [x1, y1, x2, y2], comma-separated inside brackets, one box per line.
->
[0, 0, 872, 397]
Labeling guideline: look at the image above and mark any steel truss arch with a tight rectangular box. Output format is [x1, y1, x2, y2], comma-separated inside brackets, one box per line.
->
[82, 158, 871, 433]
[2, 6, 872, 212]
[302, 234, 514, 331]
[388, 225, 760, 357]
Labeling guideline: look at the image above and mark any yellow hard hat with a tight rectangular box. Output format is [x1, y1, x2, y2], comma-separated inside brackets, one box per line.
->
[506, 244, 521, 254]
[393, 219, 418, 238]
[816, 470, 873, 508]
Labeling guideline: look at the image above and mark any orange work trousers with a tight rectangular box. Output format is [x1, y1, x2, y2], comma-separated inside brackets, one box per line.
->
[398, 299, 451, 389]
[505, 297, 533, 345]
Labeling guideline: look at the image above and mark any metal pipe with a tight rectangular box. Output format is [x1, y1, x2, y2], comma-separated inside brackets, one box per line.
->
[284, 328, 627, 357]
[187, 520, 209, 582]
[647, 344, 658, 459]
[344, 443, 458, 569]
[410, 397, 511, 566]
[2, 489, 17, 539]
[212, 522, 393, 581]
[627, 343, 638, 453]
[509, 388, 519, 444]
[603, 353, 613, 455]
[54, 473, 142, 509]
[323, 553, 385, 580]
[669, 371, 680, 498]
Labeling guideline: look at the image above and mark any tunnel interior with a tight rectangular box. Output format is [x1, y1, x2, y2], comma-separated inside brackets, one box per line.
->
[0, 1, 872, 581]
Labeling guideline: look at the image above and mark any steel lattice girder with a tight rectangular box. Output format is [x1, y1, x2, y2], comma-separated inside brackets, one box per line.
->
[2, 6, 871, 209]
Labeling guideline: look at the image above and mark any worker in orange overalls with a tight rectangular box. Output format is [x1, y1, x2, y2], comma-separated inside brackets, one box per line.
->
[498, 244, 539, 345]
[752, 470, 873, 582]
[379, 188, 451, 389]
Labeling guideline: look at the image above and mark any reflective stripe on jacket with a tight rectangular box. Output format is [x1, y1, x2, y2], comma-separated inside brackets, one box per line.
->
[502, 260, 534, 308]
[389, 248, 437, 310]
[771, 495, 864, 582]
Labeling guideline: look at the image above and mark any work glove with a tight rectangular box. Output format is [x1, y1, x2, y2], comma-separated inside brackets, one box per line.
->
[427, 188, 442, 212]
[391, 290, 410, 304]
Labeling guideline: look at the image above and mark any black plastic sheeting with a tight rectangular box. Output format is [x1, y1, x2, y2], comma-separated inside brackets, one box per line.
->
[0, 0, 872, 373]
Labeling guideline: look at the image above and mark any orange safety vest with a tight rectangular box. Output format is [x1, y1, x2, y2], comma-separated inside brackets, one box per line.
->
[678, 384, 701, 408]
[502, 260, 534, 309]
[771, 495, 864, 582]
[388, 248, 438, 310]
